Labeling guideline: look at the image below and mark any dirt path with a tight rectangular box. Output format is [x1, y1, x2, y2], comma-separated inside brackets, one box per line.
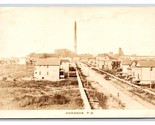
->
[80, 63, 150, 109]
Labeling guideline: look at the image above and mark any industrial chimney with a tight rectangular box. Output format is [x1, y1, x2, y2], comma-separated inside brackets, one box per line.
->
[74, 21, 77, 54]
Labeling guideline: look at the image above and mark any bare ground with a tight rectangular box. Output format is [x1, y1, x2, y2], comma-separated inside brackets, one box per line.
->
[77, 64, 124, 109]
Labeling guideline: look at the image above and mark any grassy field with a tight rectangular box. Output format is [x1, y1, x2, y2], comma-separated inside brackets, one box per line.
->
[0, 64, 34, 78]
[0, 64, 83, 110]
[0, 79, 83, 110]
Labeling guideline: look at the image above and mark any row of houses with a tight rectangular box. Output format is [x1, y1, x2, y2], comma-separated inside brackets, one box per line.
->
[88, 56, 122, 71]
[118, 59, 155, 84]
[88, 57, 155, 84]
[0, 57, 26, 65]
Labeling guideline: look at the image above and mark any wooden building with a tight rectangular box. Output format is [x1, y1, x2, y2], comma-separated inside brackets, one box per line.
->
[131, 60, 155, 84]
[34, 58, 60, 81]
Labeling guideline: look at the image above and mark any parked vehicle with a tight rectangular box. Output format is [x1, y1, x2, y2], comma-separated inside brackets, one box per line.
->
[104, 75, 110, 80]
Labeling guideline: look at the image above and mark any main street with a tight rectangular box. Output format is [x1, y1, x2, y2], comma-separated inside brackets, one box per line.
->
[79, 62, 155, 109]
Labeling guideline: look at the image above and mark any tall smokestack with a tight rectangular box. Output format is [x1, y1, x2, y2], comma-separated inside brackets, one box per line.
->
[74, 21, 77, 54]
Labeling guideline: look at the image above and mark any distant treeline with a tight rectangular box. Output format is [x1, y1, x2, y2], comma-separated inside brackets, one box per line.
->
[26, 49, 94, 60]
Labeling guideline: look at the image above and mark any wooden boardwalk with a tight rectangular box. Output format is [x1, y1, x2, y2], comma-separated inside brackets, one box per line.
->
[76, 70, 91, 110]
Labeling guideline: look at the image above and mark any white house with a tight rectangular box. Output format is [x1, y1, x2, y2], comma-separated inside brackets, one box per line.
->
[121, 59, 132, 75]
[103, 60, 121, 71]
[88, 58, 96, 66]
[96, 57, 108, 69]
[34, 58, 60, 81]
[131, 60, 155, 84]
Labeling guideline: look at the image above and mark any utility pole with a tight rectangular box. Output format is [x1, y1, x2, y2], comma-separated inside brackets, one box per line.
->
[150, 67, 152, 89]
[74, 21, 77, 55]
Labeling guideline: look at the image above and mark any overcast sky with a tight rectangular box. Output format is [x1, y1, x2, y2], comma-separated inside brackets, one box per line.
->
[0, 7, 155, 57]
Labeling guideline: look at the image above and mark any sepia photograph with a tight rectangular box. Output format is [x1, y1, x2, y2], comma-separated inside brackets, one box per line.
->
[0, 6, 155, 118]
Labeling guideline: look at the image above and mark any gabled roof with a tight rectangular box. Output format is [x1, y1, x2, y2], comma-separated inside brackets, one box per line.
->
[122, 60, 132, 65]
[137, 60, 155, 67]
[60, 59, 70, 63]
[97, 53, 116, 59]
[35, 58, 60, 66]
[96, 57, 107, 61]
[132, 60, 155, 67]
[104, 53, 116, 59]
[88, 57, 96, 60]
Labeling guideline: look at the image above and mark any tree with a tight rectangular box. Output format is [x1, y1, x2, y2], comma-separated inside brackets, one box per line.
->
[54, 49, 76, 57]
[27, 52, 58, 59]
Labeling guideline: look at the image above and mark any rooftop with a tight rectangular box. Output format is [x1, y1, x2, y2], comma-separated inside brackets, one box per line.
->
[132, 60, 155, 67]
[35, 58, 60, 66]
[60, 59, 70, 63]
[122, 59, 132, 65]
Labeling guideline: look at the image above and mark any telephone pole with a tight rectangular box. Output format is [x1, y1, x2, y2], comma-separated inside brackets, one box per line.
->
[74, 21, 77, 55]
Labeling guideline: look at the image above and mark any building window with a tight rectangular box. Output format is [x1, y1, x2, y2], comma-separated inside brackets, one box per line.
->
[47, 72, 49, 75]
[133, 72, 135, 76]
[137, 74, 139, 79]
[150, 67, 153, 71]
[39, 71, 41, 75]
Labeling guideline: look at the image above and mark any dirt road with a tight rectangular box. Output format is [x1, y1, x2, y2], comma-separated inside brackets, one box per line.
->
[80, 63, 151, 109]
